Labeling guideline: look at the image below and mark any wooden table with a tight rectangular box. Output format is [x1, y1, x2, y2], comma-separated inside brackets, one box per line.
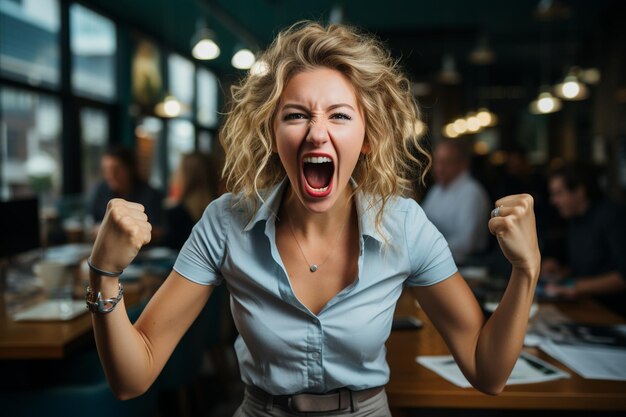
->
[0, 282, 144, 360]
[386, 291, 626, 412]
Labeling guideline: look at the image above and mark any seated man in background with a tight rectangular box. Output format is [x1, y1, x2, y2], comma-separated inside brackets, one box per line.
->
[89, 146, 164, 242]
[422, 139, 491, 264]
[543, 163, 626, 317]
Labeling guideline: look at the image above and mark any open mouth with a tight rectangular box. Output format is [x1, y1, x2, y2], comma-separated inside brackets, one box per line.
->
[302, 155, 334, 197]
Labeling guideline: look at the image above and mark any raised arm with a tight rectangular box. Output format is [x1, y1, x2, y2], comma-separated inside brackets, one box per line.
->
[89, 199, 214, 399]
[411, 194, 540, 395]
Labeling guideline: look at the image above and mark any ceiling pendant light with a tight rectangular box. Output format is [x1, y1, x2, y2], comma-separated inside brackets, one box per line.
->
[554, 70, 589, 100]
[231, 47, 256, 70]
[530, 89, 562, 114]
[443, 123, 459, 138]
[476, 108, 497, 127]
[155, 94, 185, 118]
[249, 59, 269, 76]
[466, 113, 482, 133]
[191, 19, 220, 61]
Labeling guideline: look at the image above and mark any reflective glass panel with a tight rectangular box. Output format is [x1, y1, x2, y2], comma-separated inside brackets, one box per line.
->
[80, 108, 109, 193]
[167, 119, 195, 181]
[70, 4, 117, 101]
[168, 54, 194, 118]
[0, 86, 62, 201]
[197, 67, 218, 127]
[0, 0, 61, 88]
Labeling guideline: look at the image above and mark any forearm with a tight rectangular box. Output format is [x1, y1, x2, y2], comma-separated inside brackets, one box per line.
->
[575, 271, 626, 296]
[474, 267, 538, 393]
[90, 273, 156, 399]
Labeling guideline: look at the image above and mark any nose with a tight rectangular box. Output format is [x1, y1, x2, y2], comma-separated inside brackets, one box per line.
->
[306, 120, 330, 146]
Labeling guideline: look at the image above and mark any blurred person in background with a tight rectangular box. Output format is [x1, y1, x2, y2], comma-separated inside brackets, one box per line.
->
[422, 139, 491, 264]
[89, 146, 164, 241]
[493, 146, 546, 201]
[164, 152, 220, 250]
[493, 146, 554, 253]
[542, 163, 626, 317]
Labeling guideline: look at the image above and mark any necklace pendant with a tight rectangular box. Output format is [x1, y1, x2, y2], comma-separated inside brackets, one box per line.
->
[309, 265, 318, 273]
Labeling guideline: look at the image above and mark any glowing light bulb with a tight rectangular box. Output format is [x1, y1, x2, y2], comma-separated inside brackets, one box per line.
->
[192, 38, 220, 60]
[537, 96, 555, 113]
[163, 96, 181, 117]
[453, 118, 467, 134]
[561, 80, 580, 99]
[414, 120, 426, 137]
[466, 115, 481, 132]
[250, 60, 269, 76]
[232, 48, 256, 70]
[555, 75, 589, 101]
[444, 123, 458, 138]
[530, 91, 561, 114]
[476, 108, 493, 126]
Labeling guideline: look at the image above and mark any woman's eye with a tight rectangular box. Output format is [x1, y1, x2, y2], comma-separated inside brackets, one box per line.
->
[331, 113, 352, 120]
[284, 113, 307, 121]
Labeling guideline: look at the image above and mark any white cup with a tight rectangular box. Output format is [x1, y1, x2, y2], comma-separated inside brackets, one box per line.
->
[33, 260, 70, 294]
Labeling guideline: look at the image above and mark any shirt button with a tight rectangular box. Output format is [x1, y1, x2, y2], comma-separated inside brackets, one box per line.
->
[311, 352, 320, 360]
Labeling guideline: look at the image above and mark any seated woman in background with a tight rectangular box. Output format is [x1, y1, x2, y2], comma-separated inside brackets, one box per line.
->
[164, 152, 220, 249]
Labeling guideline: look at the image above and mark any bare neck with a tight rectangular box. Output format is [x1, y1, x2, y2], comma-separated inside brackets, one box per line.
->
[279, 185, 355, 239]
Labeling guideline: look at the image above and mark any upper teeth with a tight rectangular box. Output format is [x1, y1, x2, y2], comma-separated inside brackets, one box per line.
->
[303, 156, 332, 163]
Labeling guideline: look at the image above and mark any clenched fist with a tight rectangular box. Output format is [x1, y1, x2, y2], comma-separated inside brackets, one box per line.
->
[488, 194, 540, 276]
[90, 199, 152, 274]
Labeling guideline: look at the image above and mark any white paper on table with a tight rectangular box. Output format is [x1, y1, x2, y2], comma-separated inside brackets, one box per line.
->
[13, 300, 87, 321]
[416, 351, 570, 388]
[540, 339, 626, 381]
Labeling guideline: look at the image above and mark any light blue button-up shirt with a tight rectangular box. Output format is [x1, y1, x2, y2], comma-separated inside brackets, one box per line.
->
[174, 178, 456, 395]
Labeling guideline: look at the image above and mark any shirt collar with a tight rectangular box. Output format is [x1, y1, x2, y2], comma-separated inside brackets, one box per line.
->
[242, 177, 389, 243]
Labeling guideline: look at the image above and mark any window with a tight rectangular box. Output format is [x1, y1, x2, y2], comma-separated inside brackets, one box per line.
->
[80, 108, 108, 193]
[70, 4, 117, 101]
[198, 130, 213, 153]
[168, 54, 194, 118]
[0, 86, 62, 201]
[167, 119, 195, 178]
[0, 0, 61, 88]
[197, 67, 218, 127]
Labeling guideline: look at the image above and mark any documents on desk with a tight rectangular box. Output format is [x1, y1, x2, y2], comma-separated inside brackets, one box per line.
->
[536, 323, 626, 381]
[527, 309, 626, 381]
[416, 352, 569, 388]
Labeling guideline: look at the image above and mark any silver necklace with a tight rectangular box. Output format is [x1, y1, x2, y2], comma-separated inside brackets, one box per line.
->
[286, 211, 349, 273]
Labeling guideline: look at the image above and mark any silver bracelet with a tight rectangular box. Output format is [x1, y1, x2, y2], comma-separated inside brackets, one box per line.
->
[86, 283, 124, 314]
[87, 257, 124, 277]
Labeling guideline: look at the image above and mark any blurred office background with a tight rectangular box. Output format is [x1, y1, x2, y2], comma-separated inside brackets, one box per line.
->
[1, 0, 625, 209]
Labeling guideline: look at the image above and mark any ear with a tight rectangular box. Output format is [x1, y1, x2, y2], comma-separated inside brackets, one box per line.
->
[361, 137, 371, 155]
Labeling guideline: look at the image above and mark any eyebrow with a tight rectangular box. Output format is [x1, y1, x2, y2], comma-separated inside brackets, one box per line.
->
[280, 103, 356, 112]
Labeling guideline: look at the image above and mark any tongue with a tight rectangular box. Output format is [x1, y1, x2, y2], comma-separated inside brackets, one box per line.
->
[303, 162, 333, 189]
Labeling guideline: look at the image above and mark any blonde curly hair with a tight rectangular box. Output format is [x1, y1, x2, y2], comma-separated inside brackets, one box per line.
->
[220, 21, 430, 228]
